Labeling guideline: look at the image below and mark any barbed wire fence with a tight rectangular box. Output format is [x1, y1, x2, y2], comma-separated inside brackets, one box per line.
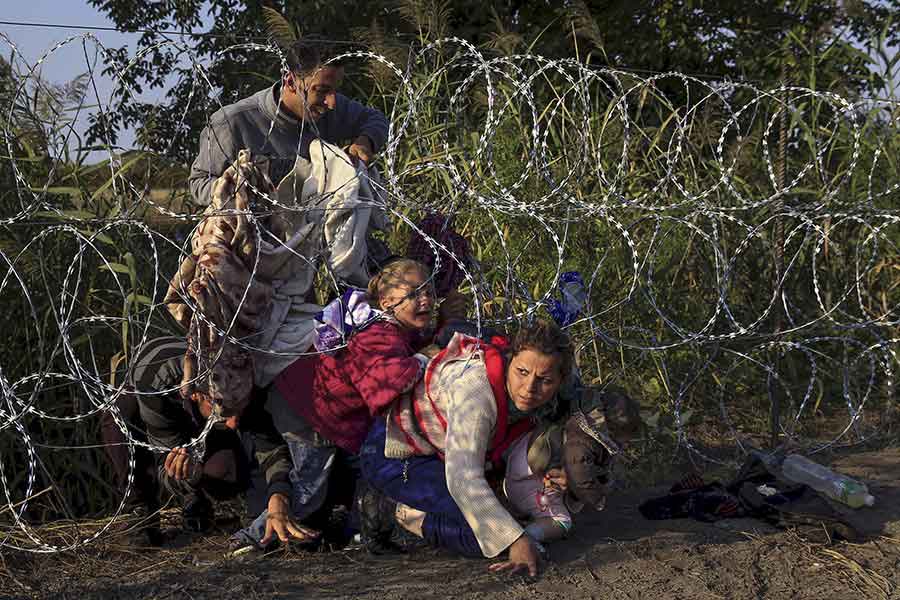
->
[0, 31, 897, 552]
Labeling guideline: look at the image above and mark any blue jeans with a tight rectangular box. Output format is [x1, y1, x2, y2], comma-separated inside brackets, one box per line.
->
[232, 431, 336, 548]
[359, 418, 483, 558]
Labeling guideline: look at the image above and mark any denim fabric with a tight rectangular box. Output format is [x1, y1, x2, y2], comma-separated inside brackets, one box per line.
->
[231, 433, 336, 548]
[359, 418, 483, 558]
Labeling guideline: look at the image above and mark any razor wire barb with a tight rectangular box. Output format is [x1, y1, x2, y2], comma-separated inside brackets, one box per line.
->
[0, 33, 897, 552]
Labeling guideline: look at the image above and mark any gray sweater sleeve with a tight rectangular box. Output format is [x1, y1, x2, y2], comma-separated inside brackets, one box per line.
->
[189, 119, 237, 206]
[335, 94, 389, 153]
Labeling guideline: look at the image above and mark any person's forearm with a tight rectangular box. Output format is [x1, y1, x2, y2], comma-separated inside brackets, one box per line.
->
[190, 122, 236, 207]
[341, 95, 388, 152]
[444, 364, 524, 557]
[254, 437, 292, 498]
[188, 172, 215, 207]
[357, 113, 387, 152]
[357, 355, 427, 415]
[446, 469, 525, 556]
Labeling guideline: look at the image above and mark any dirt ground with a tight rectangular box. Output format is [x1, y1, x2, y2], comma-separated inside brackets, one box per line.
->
[4, 447, 900, 600]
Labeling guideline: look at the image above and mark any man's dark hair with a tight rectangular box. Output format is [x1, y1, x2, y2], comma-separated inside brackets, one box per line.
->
[285, 39, 342, 76]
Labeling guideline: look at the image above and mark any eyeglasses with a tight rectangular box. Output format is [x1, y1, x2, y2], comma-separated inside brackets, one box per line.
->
[405, 283, 435, 301]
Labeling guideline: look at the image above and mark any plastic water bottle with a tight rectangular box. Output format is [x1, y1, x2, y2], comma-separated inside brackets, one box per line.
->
[781, 454, 875, 509]
[548, 271, 586, 326]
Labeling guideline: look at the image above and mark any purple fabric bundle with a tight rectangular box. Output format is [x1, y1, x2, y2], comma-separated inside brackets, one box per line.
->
[405, 212, 473, 297]
[313, 288, 380, 352]
[548, 271, 587, 327]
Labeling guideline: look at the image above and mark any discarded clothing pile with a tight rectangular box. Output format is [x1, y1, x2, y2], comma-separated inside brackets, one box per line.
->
[639, 456, 859, 541]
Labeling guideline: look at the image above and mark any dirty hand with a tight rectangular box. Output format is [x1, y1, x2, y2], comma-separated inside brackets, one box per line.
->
[164, 447, 196, 481]
[347, 135, 375, 165]
[260, 493, 320, 546]
[438, 290, 470, 323]
[420, 343, 441, 358]
[488, 534, 541, 577]
[544, 468, 568, 494]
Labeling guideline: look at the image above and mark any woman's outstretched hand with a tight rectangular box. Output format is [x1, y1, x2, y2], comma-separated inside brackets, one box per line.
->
[488, 534, 541, 577]
[438, 290, 470, 323]
[260, 493, 319, 546]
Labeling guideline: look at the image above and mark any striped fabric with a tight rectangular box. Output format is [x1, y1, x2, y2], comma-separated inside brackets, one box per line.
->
[128, 336, 188, 394]
[122, 335, 294, 500]
[384, 333, 486, 459]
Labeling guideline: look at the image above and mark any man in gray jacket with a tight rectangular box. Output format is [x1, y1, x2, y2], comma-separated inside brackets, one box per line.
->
[189, 41, 389, 206]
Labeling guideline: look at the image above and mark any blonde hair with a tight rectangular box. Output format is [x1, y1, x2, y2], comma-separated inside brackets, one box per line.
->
[367, 259, 429, 306]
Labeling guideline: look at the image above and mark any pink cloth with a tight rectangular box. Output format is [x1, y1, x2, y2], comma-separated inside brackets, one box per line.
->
[276, 320, 425, 453]
[503, 434, 572, 527]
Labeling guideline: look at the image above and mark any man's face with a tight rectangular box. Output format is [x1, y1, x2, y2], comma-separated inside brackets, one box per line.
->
[283, 65, 343, 121]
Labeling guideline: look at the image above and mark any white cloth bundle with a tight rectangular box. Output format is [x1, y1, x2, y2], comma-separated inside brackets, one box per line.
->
[252, 140, 388, 386]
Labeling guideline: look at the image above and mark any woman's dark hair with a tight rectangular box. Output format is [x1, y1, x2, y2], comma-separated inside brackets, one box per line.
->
[510, 319, 574, 379]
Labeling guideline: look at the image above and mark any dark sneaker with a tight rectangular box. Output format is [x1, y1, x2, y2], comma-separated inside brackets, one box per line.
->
[182, 492, 214, 533]
[357, 483, 405, 555]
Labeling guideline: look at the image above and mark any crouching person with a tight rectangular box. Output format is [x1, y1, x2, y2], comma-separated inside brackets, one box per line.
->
[101, 336, 316, 546]
[359, 320, 573, 576]
[229, 258, 442, 553]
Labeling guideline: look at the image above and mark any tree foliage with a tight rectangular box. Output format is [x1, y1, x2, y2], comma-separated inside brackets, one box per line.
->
[86, 0, 899, 160]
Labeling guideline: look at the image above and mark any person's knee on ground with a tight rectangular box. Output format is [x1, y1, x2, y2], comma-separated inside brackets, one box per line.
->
[201, 448, 241, 495]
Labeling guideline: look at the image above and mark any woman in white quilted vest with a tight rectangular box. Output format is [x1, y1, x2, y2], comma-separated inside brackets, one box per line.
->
[358, 319, 573, 577]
